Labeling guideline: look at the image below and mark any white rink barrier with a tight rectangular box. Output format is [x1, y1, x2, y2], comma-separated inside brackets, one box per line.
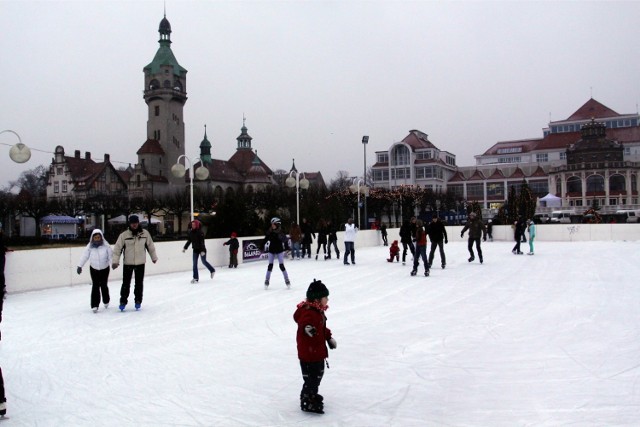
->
[4, 224, 640, 293]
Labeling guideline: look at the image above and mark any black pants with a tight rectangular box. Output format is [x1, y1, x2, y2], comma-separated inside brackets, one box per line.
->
[413, 245, 428, 271]
[327, 240, 339, 257]
[381, 234, 388, 246]
[120, 264, 145, 305]
[0, 366, 5, 406]
[229, 252, 238, 267]
[0, 255, 5, 295]
[90, 266, 110, 308]
[512, 238, 522, 253]
[302, 242, 312, 258]
[428, 240, 446, 267]
[300, 360, 325, 399]
[468, 238, 483, 259]
[401, 241, 415, 262]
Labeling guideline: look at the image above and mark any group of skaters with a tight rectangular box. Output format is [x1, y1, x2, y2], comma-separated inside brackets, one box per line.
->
[512, 217, 536, 255]
[287, 218, 341, 261]
[391, 213, 489, 276]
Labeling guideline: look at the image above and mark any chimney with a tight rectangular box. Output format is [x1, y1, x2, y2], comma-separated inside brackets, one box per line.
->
[104, 153, 110, 162]
[74, 150, 80, 158]
[85, 152, 91, 160]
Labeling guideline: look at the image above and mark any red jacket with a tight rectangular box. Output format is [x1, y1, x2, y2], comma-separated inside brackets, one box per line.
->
[293, 301, 332, 362]
[389, 242, 400, 257]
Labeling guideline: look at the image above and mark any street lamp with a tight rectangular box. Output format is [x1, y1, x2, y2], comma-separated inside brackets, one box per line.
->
[285, 161, 309, 224]
[171, 155, 210, 222]
[362, 135, 369, 229]
[349, 177, 368, 229]
[1, 129, 31, 163]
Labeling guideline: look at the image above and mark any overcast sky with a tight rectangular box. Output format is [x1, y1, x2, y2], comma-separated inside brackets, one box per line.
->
[1, 0, 639, 188]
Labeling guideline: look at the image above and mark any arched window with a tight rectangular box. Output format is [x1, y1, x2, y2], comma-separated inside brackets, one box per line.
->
[173, 80, 183, 91]
[586, 175, 604, 192]
[225, 187, 235, 198]
[392, 145, 410, 166]
[214, 186, 224, 200]
[149, 79, 160, 90]
[567, 176, 581, 193]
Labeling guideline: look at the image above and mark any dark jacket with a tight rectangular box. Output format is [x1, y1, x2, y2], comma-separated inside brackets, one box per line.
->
[426, 220, 448, 243]
[399, 222, 413, 244]
[461, 218, 487, 240]
[263, 226, 289, 254]
[184, 229, 207, 253]
[301, 221, 315, 244]
[293, 301, 332, 363]
[316, 224, 328, 245]
[223, 237, 239, 253]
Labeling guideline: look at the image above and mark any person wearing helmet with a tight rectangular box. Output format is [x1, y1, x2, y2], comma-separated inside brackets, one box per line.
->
[262, 217, 291, 288]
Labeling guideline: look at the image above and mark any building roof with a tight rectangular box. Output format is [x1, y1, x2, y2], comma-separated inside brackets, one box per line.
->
[563, 98, 621, 122]
[401, 130, 438, 151]
[136, 139, 166, 155]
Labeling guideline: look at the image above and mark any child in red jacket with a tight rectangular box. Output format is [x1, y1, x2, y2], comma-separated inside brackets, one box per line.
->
[293, 279, 337, 414]
[387, 240, 400, 262]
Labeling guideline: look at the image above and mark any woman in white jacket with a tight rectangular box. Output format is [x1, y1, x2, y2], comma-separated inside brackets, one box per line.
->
[77, 229, 113, 312]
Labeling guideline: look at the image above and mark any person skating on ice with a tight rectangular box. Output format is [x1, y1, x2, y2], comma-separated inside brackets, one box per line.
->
[315, 219, 328, 260]
[325, 221, 340, 260]
[293, 279, 336, 414]
[426, 215, 448, 269]
[460, 212, 487, 263]
[222, 232, 240, 267]
[77, 229, 113, 312]
[343, 218, 358, 265]
[399, 218, 415, 265]
[112, 215, 158, 311]
[527, 219, 536, 255]
[262, 217, 290, 288]
[512, 217, 526, 255]
[411, 219, 430, 276]
[387, 240, 400, 262]
[183, 219, 215, 283]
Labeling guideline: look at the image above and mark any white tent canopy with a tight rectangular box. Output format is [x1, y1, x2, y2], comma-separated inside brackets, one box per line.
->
[107, 214, 162, 225]
[538, 193, 562, 207]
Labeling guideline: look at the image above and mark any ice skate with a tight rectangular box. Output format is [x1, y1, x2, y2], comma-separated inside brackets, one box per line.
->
[92, 307, 98, 313]
[442, 264, 446, 269]
[135, 303, 141, 311]
[190, 278, 198, 284]
[119, 304, 126, 312]
[210, 271, 215, 279]
[527, 252, 534, 255]
[264, 279, 269, 289]
[285, 279, 291, 289]
[468, 256, 475, 262]
[424, 270, 430, 277]
[479, 256, 483, 264]
[410, 269, 417, 276]
[104, 303, 109, 309]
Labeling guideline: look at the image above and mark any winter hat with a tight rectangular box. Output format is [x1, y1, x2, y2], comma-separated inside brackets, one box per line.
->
[271, 217, 281, 225]
[192, 219, 201, 230]
[128, 215, 139, 224]
[392, 240, 398, 245]
[306, 279, 329, 301]
[231, 232, 237, 238]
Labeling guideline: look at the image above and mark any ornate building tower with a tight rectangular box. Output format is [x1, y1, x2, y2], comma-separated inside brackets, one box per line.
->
[134, 13, 188, 194]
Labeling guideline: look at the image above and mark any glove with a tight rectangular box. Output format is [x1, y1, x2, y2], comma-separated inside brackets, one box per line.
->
[483, 236, 487, 242]
[445, 239, 448, 244]
[304, 325, 317, 337]
[460, 232, 464, 238]
[182, 249, 186, 253]
[76, 266, 82, 275]
[112, 263, 118, 270]
[327, 338, 337, 349]
[200, 251, 206, 257]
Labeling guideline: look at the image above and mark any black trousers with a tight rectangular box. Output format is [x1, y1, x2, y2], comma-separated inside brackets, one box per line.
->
[401, 241, 415, 262]
[120, 264, 145, 305]
[300, 360, 325, 399]
[0, 366, 5, 405]
[428, 240, 446, 267]
[90, 267, 110, 308]
[468, 238, 483, 259]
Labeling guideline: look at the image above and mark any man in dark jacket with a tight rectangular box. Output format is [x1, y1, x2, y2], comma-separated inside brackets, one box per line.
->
[399, 218, 415, 265]
[427, 216, 448, 269]
[460, 212, 487, 263]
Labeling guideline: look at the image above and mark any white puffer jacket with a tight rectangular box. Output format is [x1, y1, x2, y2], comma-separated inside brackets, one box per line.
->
[78, 229, 113, 270]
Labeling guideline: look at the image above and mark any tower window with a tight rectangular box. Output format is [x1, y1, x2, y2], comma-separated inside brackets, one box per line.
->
[155, 106, 160, 116]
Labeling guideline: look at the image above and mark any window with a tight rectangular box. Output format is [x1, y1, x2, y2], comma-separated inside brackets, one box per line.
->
[536, 153, 548, 163]
[392, 146, 410, 166]
[486, 182, 504, 198]
[560, 152, 567, 160]
[62, 180, 68, 192]
[447, 184, 464, 198]
[391, 167, 410, 180]
[466, 183, 484, 199]
[54, 182, 59, 193]
[415, 151, 432, 160]
[497, 147, 522, 154]
[529, 180, 548, 196]
[567, 176, 581, 193]
[445, 155, 456, 166]
[373, 169, 389, 181]
[155, 106, 160, 116]
[586, 175, 604, 192]
[498, 156, 521, 163]
[376, 153, 389, 163]
[610, 175, 625, 192]
[56, 167, 63, 175]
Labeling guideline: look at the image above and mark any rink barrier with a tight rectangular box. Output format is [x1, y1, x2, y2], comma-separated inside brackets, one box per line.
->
[5, 224, 639, 293]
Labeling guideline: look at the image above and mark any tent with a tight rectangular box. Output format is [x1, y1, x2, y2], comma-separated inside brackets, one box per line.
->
[40, 215, 81, 239]
[107, 214, 163, 225]
[539, 193, 562, 208]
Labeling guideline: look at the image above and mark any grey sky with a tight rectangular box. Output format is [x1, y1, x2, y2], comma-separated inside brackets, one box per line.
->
[1, 0, 638, 188]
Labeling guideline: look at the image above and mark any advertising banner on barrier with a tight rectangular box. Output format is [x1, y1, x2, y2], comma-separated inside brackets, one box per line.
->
[242, 239, 266, 263]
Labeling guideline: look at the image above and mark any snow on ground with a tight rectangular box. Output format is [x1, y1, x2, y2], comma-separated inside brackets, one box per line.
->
[2, 240, 640, 426]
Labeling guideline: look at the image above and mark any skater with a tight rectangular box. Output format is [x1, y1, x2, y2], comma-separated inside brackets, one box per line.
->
[460, 212, 487, 263]
[512, 217, 526, 255]
[112, 215, 158, 311]
[300, 217, 315, 259]
[262, 217, 290, 288]
[387, 240, 400, 262]
[0, 228, 12, 300]
[223, 232, 240, 268]
[487, 219, 493, 241]
[183, 219, 216, 283]
[399, 218, 415, 265]
[326, 221, 339, 260]
[289, 222, 303, 260]
[427, 216, 448, 269]
[343, 217, 358, 265]
[380, 223, 388, 246]
[411, 219, 430, 276]
[527, 219, 536, 255]
[293, 279, 337, 414]
[0, 266, 6, 418]
[77, 229, 113, 312]
[315, 219, 328, 260]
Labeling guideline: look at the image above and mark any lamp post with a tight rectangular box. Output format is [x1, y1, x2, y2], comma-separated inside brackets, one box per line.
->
[285, 161, 309, 224]
[349, 177, 368, 229]
[171, 155, 209, 222]
[1, 129, 31, 164]
[362, 135, 369, 229]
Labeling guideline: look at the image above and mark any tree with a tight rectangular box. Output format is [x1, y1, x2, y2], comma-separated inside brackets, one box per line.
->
[517, 179, 536, 221]
[13, 165, 49, 238]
